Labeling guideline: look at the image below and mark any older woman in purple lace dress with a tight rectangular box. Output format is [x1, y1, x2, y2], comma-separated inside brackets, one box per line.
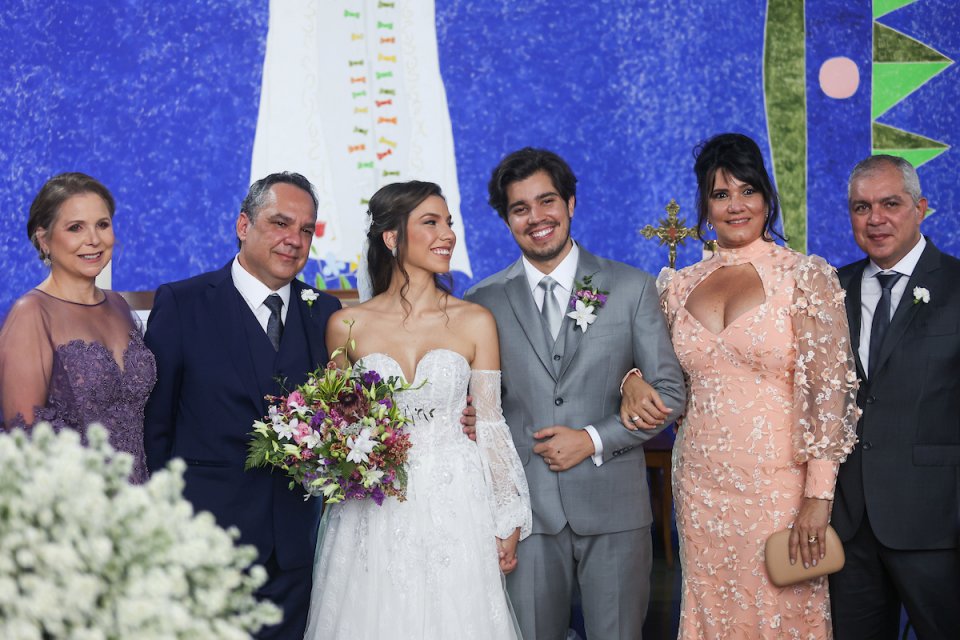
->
[0, 173, 156, 483]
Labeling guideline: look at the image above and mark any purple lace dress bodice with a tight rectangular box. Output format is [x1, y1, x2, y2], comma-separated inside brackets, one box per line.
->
[0, 289, 157, 483]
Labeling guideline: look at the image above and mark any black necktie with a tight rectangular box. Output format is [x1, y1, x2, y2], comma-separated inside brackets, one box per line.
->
[868, 272, 901, 377]
[264, 294, 284, 351]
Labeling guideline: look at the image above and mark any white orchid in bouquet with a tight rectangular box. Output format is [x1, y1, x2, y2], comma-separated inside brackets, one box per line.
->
[0, 423, 281, 639]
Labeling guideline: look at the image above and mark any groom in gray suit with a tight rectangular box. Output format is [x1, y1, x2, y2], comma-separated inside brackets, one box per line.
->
[466, 147, 685, 639]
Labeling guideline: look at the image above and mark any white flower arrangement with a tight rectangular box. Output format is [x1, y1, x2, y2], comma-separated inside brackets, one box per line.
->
[0, 423, 281, 639]
[300, 289, 319, 307]
[913, 286, 930, 304]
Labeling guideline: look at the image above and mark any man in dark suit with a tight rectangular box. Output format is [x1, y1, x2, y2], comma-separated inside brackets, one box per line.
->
[831, 155, 960, 639]
[143, 172, 341, 639]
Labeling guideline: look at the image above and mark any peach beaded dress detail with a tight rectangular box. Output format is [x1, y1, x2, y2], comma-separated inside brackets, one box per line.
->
[659, 238, 859, 639]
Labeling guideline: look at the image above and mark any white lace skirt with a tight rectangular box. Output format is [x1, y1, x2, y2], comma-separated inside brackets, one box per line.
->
[304, 439, 522, 640]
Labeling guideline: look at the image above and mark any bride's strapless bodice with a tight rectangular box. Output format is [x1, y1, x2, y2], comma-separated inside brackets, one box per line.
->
[358, 349, 473, 459]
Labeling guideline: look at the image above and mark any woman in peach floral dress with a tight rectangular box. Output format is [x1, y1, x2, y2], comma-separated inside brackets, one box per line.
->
[658, 134, 859, 638]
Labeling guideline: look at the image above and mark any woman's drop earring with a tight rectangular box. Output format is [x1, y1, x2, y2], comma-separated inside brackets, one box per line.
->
[707, 221, 715, 231]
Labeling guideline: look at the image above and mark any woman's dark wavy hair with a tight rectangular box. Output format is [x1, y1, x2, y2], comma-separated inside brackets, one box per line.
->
[366, 180, 452, 310]
[693, 133, 785, 243]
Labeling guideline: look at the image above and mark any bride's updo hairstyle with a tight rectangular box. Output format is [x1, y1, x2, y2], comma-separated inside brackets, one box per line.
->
[693, 133, 785, 243]
[366, 180, 453, 301]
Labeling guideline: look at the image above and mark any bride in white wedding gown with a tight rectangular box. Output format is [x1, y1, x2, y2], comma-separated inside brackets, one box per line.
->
[304, 181, 531, 640]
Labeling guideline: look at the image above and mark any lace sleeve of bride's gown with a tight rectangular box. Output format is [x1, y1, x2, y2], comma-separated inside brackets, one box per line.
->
[790, 256, 860, 499]
[469, 370, 532, 540]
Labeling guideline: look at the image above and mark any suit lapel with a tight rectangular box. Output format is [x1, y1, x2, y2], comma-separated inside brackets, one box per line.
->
[558, 249, 602, 379]
[290, 281, 326, 369]
[503, 261, 557, 380]
[874, 241, 941, 376]
[843, 260, 867, 381]
[210, 266, 267, 412]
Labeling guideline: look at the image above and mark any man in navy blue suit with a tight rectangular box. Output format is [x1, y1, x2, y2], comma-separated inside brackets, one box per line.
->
[144, 172, 341, 638]
[830, 156, 960, 639]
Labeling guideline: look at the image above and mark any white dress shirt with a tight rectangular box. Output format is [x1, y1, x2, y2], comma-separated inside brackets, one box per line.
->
[522, 243, 605, 466]
[231, 256, 292, 333]
[858, 236, 925, 373]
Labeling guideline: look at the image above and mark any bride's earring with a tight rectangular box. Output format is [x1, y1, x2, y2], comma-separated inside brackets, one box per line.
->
[707, 220, 715, 231]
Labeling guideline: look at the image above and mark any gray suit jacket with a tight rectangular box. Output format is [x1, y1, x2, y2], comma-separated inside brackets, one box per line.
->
[466, 245, 685, 536]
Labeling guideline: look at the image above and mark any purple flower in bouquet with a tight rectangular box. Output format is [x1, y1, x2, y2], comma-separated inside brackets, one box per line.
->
[362, 370, 382, 385]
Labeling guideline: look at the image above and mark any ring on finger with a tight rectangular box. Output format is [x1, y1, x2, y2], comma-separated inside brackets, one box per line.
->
[630, 415, 641, 422]
[807, 535, 818, 543]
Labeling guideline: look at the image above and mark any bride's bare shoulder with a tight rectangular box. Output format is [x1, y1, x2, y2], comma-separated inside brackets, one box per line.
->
[446, 297, 496, 332]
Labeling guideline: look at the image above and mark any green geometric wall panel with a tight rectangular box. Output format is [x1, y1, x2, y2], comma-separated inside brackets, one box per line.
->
[873, 0, 918, 20]
[872, 22, 953, 119]
[874, 23, 951, 62]
[764, 0, 807, 252]
[872, 122, 948, 169]
[873, 63, 952, 118]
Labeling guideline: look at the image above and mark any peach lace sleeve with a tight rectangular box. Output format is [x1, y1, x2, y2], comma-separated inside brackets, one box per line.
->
[790, 256, 860, 498]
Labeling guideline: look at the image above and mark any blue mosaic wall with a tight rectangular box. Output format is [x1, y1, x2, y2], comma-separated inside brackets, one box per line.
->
[1, 0, 958, 319]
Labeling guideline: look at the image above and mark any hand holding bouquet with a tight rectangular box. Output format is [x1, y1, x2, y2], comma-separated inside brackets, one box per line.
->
[245, 344, 413, 506]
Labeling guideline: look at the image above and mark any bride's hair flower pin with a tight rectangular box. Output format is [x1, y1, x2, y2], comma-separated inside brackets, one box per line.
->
[912, 286, 930, 305]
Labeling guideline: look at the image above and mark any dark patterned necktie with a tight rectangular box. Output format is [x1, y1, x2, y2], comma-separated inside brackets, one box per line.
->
[868, 272, 901, 377]
[264, 294, 284, 351]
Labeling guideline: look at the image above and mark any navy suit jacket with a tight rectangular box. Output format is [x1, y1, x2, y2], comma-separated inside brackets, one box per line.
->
[834, 239, 960, 550]
[144, 262, 341, 569]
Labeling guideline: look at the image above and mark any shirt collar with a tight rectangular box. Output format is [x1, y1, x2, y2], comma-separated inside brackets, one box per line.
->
[522, 241, 580, 293]
[864, 235, 926, 279]
[231, 255, 292, 310]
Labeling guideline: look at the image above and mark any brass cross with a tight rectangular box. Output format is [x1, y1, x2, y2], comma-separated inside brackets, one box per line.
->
[639, 199, 700, 269]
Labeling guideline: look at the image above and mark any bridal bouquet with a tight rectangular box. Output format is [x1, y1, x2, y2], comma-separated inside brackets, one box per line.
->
[245, 347, 414, 506]
[0, 423, 279, 639]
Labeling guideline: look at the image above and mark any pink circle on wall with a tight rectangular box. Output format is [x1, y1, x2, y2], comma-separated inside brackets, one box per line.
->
[819, 57, 860, 99]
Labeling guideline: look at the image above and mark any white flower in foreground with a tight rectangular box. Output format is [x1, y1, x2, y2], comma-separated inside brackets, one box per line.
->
[566, 299, 598, 331]
[913, 286, 930, 304]
[346, 427, 376, 464]
[0, 423, 281, 638]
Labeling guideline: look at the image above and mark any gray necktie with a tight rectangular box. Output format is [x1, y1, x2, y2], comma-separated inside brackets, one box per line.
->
[539, 276, 562, 341]
[868, 272, 901, 377]
[264, 294, 284, 351]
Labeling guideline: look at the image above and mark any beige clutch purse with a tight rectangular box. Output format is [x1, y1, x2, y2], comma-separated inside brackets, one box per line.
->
[764, 525, 845, 587]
